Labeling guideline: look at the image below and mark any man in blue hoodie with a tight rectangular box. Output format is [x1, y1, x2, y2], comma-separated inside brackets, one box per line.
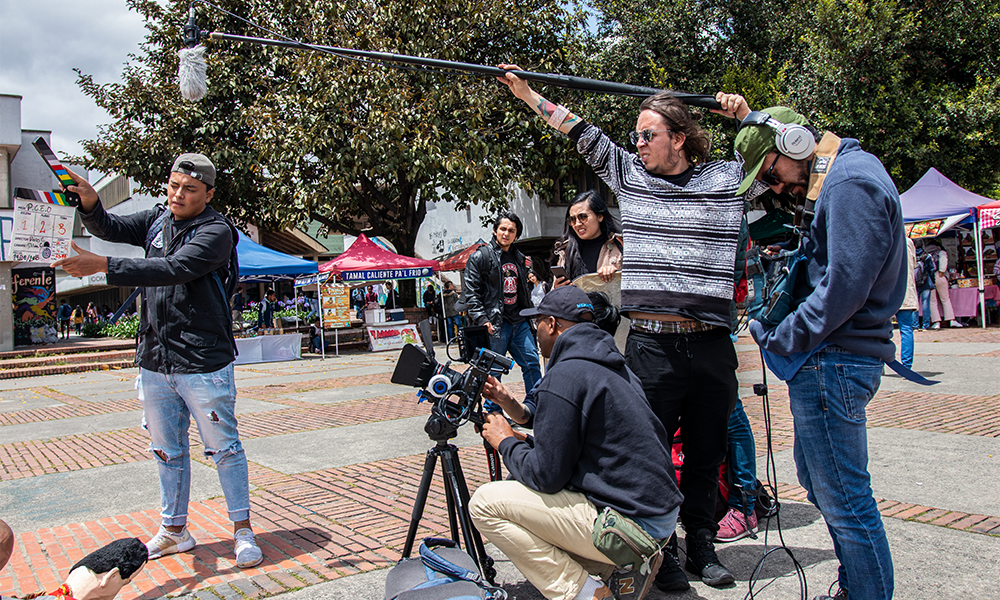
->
[470, 286, 681, 600]
[739, 107, 906, 600]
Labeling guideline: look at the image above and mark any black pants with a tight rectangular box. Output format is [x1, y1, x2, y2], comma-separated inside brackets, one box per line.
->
[626, 327, 738, 535]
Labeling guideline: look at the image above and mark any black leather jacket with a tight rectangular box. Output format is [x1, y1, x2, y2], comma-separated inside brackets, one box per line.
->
[80, 200, 238, 374]
[462, 238, 532, 333]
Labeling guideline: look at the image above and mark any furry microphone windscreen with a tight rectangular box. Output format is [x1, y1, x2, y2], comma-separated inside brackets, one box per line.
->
[178, 45, 207, 102]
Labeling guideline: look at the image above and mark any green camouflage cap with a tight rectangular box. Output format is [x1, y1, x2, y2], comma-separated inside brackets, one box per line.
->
[735, 107, 810, 195]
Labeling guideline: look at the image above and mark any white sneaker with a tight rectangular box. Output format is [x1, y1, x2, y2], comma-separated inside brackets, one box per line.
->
[234, 528, 263, 568]
[930, 322, 941, 330]
[146, 526, 196, 559]
[949, 320, 964, 328]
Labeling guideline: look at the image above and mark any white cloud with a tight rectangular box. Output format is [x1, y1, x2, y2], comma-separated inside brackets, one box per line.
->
[0, 0, 148, 158]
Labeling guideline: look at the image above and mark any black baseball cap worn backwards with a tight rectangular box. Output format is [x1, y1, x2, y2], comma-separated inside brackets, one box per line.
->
[170, 153, 216, 187]
[520, 286, 594, 322]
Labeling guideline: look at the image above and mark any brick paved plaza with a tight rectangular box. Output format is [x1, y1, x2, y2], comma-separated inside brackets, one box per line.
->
[1, 328, 998, 599]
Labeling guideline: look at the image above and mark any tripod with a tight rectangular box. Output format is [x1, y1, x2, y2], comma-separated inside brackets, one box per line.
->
[400, 438, 497, 585]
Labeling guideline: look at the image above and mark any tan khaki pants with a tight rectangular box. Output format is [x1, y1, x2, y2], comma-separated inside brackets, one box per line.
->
[470, 481, 614, 600]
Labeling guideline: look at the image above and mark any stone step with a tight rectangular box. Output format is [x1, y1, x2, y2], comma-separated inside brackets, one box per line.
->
[0, 350, 136, 371]
[0, 360, 137, 380]
[0, 339, 136, 361]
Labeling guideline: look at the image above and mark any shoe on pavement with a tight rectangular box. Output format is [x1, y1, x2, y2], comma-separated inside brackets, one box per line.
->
[813, 586, 848, 600]
[608, 551, 662, 600]
[949, 320, 963, 328]
[234, 528, 264, 568]
[146, 526, 196, 559]
[716, 507, 758, 543]
[930, 322, 941, 330]
[654, 534, 690, 592]
[684, 529, 735, 587]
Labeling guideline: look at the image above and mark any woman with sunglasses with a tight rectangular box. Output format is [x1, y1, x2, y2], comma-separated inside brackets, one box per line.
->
[551, 190, 623, 286]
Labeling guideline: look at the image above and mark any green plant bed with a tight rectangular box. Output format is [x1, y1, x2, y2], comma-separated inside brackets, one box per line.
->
[81, 322, 105, 338]
[100, 314, 140, 339]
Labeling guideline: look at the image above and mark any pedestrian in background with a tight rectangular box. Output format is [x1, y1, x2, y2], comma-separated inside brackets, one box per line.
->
[896, 237, 919, 368]
[72, 305, 85, 335]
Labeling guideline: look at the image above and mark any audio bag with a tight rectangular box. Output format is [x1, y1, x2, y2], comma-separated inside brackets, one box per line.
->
[592, 507, 665, 575]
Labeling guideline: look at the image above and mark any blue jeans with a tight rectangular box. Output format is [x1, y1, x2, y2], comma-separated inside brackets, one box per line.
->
[727, 399, 757, 513]
[490, 320, 542, 393]
[895, 310, 915, 369]
[446, 315, 463, 342]
[138, 365, 251, 526]
[787, 348, 893, 600]
[918, 289, 932, 328]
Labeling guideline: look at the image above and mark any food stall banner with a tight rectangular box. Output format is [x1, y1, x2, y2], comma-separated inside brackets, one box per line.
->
[294, 272, 332, 287]
[905, 219, 946, 239]
[320, 282, 352, 328]
[366, 322, 421, 351]
[341, 267, 433, 282]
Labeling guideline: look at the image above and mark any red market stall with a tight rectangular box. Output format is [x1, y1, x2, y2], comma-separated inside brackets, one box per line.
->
[319, 234, 439, 350]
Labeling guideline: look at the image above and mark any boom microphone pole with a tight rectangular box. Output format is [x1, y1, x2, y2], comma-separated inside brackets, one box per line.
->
[177, 1, 722, 109]
[205, 31, 722, 109]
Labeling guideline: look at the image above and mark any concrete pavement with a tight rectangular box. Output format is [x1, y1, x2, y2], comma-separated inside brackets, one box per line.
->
[1, 327, 997, 599]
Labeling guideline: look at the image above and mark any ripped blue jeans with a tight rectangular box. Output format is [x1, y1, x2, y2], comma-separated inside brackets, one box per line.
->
[138, 364, 250, 526]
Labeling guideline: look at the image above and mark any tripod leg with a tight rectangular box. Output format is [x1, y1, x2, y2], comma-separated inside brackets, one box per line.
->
[442, 458, 461, 543]
[401, 446, 440, 560]
[441, 445, 498, 585]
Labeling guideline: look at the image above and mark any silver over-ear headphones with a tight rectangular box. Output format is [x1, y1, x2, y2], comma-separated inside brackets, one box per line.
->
[740, 111, 816, 160]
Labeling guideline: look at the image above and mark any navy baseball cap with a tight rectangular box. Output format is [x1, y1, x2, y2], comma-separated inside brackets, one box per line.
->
[520, 286, 594, 322]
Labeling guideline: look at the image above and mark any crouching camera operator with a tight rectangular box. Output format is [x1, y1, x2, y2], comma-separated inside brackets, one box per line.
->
[470, 286, 680, 600]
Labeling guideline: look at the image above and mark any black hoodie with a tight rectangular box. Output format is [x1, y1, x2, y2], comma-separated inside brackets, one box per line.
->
[497, 323, 681, 519]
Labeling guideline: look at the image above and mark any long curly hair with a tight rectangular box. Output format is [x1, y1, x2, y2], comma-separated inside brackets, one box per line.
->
[638, 92, 711, 164]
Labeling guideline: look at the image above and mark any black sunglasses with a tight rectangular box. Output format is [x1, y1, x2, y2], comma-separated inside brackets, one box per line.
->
[761, 156, 781, 187]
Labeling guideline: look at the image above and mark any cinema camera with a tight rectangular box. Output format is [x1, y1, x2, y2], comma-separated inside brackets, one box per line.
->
[391, 337, 513, 442]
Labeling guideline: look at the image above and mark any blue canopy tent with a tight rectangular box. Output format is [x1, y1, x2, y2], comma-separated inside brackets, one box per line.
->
[235, 231, 319, 339]
[237, 231, 318, 281]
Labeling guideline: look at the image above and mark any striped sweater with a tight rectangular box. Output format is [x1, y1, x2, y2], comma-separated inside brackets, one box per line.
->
[572, 123, 745, 328]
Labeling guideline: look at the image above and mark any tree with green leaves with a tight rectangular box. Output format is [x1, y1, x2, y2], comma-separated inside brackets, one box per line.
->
[580, 0, 1000, 197]
[73, 0, 584, 257]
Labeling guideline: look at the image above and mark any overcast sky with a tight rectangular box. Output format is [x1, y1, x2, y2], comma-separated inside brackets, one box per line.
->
[0, 0, 148, 159]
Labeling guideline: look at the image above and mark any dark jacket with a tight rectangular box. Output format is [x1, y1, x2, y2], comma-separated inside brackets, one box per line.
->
[80, 200, 238, 374]
[497, 323, 682, 519]
[462, 239, 532, 332]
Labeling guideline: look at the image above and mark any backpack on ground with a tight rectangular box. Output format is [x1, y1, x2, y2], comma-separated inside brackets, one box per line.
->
[384, 538, 505, 600]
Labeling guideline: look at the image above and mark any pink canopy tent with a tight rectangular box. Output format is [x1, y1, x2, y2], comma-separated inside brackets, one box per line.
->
[319, 233, 438, 276]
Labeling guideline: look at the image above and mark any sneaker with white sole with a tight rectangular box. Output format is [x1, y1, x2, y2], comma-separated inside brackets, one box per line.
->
[716, 507, 759, 543]
[146, 526, 196, 559]
[234, 528, 263, 568]
[608, 551, 663, 600]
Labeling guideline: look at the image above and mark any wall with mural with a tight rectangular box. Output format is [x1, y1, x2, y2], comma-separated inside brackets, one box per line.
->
[12, 267, 58, 345]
